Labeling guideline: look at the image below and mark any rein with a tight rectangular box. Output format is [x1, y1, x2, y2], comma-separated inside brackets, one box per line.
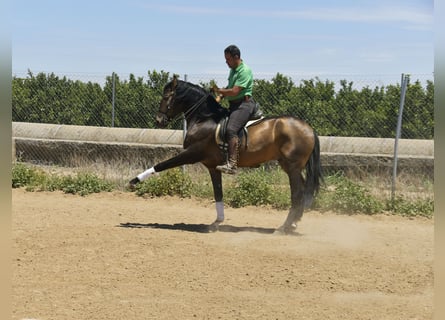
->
[166, 86, 210, 123]
[183, 92, 209, 119]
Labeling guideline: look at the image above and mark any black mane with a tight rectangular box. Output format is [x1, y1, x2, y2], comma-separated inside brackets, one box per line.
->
[175, 80, 228, 122]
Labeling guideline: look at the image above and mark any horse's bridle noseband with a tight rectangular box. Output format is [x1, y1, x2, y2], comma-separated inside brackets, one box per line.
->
[164, 91, 176, 116]
[156, 90, 176, 125]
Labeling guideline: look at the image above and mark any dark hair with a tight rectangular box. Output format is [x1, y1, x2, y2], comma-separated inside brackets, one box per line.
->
[224, 45, 241, 58]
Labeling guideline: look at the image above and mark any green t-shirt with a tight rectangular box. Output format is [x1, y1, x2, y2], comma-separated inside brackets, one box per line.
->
[226, 61, 253, 101]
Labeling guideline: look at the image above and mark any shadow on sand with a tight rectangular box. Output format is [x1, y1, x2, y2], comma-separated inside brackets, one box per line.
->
[118, 222, 281, 235]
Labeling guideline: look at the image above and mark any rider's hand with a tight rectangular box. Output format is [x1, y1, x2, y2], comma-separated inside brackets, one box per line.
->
[211, 85, 223, 102]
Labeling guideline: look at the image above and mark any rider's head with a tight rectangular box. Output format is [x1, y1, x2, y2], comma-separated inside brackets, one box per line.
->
[224, 45, 242, 69]
[224, 45, 241, 59]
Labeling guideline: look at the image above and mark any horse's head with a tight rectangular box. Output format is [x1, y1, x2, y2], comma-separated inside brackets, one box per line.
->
[156, 76, 180, 128]
[156, 76, 215, 127]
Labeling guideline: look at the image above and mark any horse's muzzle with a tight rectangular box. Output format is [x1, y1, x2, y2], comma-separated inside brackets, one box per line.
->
[156, 112, 168, 128]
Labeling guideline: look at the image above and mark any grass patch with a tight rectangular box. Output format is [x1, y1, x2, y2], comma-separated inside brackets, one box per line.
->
[12, 162, 433, 217]
[313, 172, 384, 214]
[225, 169, 274, 208]
[135, 168, 192, 198]
[57, 172, 114, 196]
[12, 162, 114, 196]
[386, 196, 434, 218]
[224, 167, 290, 209]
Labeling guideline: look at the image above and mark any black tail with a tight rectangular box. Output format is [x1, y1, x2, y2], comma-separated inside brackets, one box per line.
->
[304, 132, 323, 208]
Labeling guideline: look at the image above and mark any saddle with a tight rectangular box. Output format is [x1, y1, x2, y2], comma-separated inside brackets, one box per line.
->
[215, 102, 264, 153]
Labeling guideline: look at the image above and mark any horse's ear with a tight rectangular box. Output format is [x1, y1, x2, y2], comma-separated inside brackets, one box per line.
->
[172, 75, 178, 89]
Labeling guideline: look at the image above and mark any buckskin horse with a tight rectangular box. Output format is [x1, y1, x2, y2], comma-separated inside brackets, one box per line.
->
[128, 76, 322, 234]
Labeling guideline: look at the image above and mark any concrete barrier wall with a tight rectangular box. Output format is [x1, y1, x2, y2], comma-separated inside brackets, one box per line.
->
[12, 122, 434, 174]
[13, 122, 184, 145]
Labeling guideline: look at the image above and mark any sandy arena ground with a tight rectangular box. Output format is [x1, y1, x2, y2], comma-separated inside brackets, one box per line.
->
[12, 189, 433, 320]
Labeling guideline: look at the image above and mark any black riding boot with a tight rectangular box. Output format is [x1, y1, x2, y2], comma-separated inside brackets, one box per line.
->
[216, 136, 239, 174]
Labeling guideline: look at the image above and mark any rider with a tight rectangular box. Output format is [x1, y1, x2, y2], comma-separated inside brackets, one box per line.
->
[214, 44, 255, 174]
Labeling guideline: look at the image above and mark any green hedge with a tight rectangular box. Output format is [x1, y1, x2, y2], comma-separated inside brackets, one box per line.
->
[13, 71, 433, 139]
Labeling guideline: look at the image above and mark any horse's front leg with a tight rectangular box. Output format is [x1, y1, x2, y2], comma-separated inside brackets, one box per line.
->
[128, 148, 203, 189]
[208, 168, 224, 231]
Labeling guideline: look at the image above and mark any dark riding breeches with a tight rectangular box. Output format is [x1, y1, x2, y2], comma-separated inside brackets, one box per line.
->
[226, 99, 255, 139]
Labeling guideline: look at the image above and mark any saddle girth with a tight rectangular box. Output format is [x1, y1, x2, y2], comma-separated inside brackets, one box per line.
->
[214, 116, 264, 159]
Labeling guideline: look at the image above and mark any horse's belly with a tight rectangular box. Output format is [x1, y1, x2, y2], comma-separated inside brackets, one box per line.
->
[239, 144, 278, 167]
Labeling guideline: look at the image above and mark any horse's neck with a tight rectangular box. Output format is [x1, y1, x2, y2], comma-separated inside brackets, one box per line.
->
[184, 99, 217, 130]
[178, 83, 225, 124]
[182, 93, 209, 118]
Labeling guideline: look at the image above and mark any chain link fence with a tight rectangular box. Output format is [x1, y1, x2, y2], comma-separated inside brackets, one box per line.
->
[12, 70, 434, 181]
[12, 71, 433, 137]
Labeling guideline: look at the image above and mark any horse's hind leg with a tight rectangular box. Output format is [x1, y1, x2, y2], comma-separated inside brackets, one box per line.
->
[276, 163, 305, 235]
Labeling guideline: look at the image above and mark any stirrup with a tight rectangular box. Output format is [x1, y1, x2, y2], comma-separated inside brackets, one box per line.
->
[216, 162, 237, 174]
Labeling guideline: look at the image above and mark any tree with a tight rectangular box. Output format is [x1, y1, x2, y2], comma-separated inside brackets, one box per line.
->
[402, 80, 434, 139]
[11, 70, 434, 138]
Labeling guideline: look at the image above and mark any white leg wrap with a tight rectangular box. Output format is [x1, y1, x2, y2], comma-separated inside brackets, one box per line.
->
[137, 167, 157, 182]
[216, 201, 224, 222]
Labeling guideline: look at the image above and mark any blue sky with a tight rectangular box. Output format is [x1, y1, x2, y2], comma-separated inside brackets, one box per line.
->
[12, 0, 433, 84]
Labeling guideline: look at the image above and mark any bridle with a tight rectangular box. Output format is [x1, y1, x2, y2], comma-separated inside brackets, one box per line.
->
[183, 91, 209, 119]
[158, 85, 210, 124]
[156, 90, 176, 124]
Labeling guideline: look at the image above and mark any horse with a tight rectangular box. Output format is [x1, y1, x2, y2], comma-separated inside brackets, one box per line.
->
[128, 76, 322, 234]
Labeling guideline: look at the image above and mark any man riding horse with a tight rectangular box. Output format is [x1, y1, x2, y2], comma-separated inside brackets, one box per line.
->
[128, 47, 322, 234]
[214, 45, 256, 174]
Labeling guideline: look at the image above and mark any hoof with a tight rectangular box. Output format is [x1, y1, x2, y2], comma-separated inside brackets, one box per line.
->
[127, 177, 140, 191]
[273, 228, 286, 235]
[209, 219, 223, 232]
[274, 223, 297, 235]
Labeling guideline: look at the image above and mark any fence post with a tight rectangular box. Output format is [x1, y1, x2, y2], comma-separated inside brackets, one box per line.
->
[183, 74, 188, 139]
[182, 74, 188, 173]
[111, 72, 116, 127]
[391, 73, 409, 201]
